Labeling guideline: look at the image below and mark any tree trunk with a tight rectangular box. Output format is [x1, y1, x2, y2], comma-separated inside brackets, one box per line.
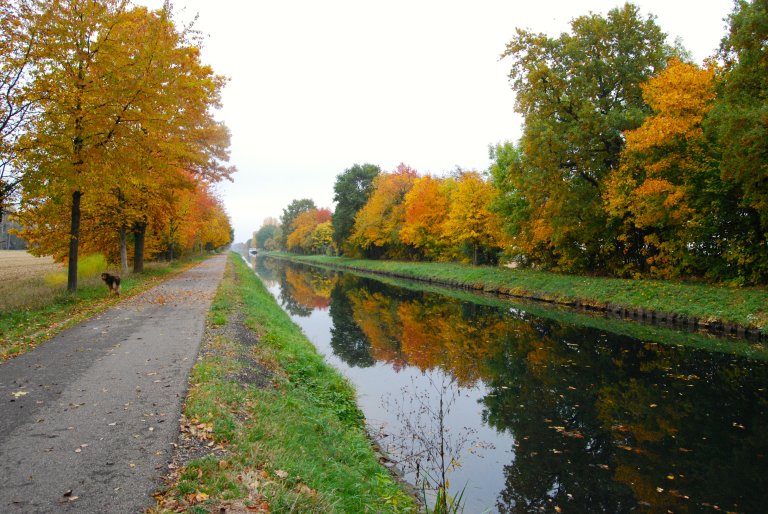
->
[133, 222, 146, 273]
[67, 190, 82, 293]
[119, 225, 128, 275]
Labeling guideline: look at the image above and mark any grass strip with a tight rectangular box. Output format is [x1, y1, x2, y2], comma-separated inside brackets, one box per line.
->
[152, 253, 415, 514]
[0, 256, 209, 361]
[270, 253, 768, 335]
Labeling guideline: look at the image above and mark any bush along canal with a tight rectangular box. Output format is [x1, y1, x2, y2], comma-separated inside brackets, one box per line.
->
[247, 253, 768, 514]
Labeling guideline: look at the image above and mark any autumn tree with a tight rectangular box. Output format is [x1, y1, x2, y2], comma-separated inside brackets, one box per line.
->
[501, 3, 672, 272]
[280, 198, 316, 250]
[17, 0, 147, 289]
[286, 207, 332, 254]
[443, 172, 507, 265]
[332, 163, 380, 254]
[604, 59, 718, 277]
[312, 221, 334, 255]
[16, 2, 233, 280]
[400, 175, 455, 261]
[348, 163, 416, 259]
[113, 7, 233, 272]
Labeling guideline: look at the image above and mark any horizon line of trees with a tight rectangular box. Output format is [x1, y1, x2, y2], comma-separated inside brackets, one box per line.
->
[256, 0, 766, 285]
[0, 0, 235, 291]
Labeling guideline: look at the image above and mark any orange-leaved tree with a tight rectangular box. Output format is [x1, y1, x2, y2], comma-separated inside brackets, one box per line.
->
[286, 208, 332, 254]
[400, 175, 456, 261]
[348, 163, 416, 259]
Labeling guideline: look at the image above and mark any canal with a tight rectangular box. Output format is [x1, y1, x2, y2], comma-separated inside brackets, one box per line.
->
[250, 255, 768, 513]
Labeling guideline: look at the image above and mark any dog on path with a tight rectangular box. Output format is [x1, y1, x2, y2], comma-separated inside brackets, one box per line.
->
[101, 273, 121, 296]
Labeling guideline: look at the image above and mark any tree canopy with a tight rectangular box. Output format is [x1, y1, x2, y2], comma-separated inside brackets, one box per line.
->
[500, 3, 672, 272]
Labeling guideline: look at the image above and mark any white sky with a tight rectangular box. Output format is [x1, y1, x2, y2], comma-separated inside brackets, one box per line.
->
[138, 0, 734, 243]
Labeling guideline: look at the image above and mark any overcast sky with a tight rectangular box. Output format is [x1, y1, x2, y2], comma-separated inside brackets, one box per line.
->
[138, 0, 734, 243]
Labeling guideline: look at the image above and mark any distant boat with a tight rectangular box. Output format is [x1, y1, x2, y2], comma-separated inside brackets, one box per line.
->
[248, 248, 258, 256]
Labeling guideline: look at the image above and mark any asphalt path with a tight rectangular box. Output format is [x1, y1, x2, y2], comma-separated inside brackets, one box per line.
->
[0, 255, 227, 513]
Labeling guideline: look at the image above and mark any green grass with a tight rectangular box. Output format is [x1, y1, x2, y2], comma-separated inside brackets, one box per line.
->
[270, 253, 768, 335]
[0, 255, 209, 360]
[153, 253, 415, 513]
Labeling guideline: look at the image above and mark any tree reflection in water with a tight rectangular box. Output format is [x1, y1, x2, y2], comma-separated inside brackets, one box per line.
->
[253, 257, 768, 514]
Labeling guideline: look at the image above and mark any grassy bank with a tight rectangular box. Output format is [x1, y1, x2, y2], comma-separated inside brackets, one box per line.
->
[0, 254, 208, 360]
[269, 253, 768, 336]
[152, 253, 414, 513]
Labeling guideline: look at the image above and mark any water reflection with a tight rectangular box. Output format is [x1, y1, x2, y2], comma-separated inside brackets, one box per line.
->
[252, 257, 768, 513]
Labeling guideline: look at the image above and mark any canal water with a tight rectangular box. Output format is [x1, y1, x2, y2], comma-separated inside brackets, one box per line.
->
[249, 256, 768, 514]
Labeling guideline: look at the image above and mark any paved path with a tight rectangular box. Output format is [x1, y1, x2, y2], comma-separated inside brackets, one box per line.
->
[0, 255, 227, 513]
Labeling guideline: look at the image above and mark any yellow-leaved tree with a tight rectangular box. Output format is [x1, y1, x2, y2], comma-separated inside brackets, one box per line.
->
[604, 58, 717, 277]
[443, 172, 507, 265]
[400, 175, 456, 261]
[16, 1, 233, 284]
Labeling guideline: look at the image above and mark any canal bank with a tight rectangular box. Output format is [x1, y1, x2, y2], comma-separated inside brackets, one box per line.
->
[152, 253, 415, 513]
[270, 253, 768, 342]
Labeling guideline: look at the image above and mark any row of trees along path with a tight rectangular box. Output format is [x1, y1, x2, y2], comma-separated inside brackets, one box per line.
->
[1, 1, 234, 291]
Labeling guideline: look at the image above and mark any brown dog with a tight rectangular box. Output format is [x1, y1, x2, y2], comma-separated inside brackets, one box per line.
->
[101, 273, 121, 296]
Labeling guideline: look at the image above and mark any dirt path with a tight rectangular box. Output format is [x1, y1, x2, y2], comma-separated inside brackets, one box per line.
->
[0, 255, 226, 513]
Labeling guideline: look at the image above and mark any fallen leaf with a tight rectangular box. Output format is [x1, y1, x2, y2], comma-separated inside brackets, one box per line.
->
[296, 484, 316, 497]
[274, 469, 289, 479]
[11, 391, 28, 398]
